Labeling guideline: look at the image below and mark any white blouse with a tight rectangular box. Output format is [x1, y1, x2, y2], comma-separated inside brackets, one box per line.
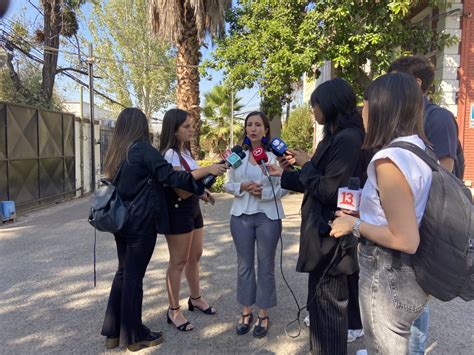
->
[164, 149, 199, 171]
[224, 151, 288, 220]
[360, 135, 432, 227]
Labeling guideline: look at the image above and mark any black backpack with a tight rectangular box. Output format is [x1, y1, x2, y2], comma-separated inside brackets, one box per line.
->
[388, 142, 474, 301]
[88, 162, 129, 233]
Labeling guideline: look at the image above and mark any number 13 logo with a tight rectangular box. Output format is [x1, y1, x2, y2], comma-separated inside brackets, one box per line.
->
[341, 192, 354, 206]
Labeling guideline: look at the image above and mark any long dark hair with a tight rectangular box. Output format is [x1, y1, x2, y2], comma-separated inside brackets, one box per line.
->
[363, 72, 427, 150]
[241, 111, 271, 151]
[159, 108, 192, 158]
[310, 78, 358, 139]
[103, 108, 150, 179]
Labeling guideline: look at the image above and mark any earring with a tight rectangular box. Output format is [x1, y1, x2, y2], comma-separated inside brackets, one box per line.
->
[261, 136, 268, 145]
[243, 136, 251, 146]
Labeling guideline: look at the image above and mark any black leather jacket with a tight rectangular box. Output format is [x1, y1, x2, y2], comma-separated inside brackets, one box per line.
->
[115, 141, 204, 237]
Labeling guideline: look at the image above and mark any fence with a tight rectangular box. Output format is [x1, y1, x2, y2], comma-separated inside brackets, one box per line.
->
[0, 102, 76, 211]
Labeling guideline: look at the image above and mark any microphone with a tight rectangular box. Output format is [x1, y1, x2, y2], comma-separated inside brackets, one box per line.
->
[270, 137, 296, 170]
[251, 147, 270, 177]
[337, 177, 362, 212]
[202, 145, 245, 188]
[270, 137, 288, 157]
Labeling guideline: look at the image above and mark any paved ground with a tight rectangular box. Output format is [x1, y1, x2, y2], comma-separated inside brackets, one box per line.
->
[0, 194, 472, 354]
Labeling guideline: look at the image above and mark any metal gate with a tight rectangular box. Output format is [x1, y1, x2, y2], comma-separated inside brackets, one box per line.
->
[0, 102, 76, 211]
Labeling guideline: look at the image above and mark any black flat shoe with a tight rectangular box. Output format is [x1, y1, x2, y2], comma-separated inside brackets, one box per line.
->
[188, 295, 216, 315]
[105, 336, 119, 349]
[127, 331, 163, 352]
[253, 316, 270, 338]
[167, 306, 193, 332]
[236, 312, 253, 335]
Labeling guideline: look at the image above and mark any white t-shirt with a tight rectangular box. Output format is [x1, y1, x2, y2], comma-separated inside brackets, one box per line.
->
[360, 135, 432, 226]
[164, 149, 199, 171]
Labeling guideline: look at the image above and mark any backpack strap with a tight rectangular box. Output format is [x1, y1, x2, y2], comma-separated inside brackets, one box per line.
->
[386, 141, 439, 172]
[178, 152, 192, 172]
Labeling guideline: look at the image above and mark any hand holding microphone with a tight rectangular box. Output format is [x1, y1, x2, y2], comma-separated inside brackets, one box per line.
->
[202, 145, 245, 188]
[329, 177, 363, 239]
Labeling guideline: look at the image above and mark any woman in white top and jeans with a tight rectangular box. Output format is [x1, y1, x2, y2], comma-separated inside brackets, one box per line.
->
[160, 109, 227, 332]
[330, 73, 431, 354]
[224, 111, 287, 338]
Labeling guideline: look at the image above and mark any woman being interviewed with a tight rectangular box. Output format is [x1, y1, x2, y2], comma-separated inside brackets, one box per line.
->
[159, 108, 227, 332]
[330, 73, 431, 354]
[224, 111, 288, 338]
[100, 108, 222, 352]
[266, 78, 366, 354]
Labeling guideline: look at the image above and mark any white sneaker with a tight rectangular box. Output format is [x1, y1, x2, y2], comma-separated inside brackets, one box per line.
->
[355, 350, 368, 355]
[348, 329, 364, 343]
[303, 315, 310, 327]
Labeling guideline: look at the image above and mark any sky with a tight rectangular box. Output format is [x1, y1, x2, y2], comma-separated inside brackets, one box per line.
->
[2, 0, 261, 119]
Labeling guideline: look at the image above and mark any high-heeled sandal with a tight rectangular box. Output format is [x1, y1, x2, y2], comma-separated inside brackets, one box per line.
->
[253, 316, 270, 338]
[166, 306, 193, 332]
[188, 295, 216, 315]
[236, 312, 253, 335]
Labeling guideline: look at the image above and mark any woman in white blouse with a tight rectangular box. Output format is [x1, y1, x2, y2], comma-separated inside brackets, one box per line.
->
[159, 108, 227, 332]
[224, 111, 287, 338]
[330, 73, 431, 354]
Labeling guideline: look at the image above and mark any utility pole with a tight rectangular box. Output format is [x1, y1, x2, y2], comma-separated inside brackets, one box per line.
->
[230, 89, 234, 147]
[87, 43, 96, 192]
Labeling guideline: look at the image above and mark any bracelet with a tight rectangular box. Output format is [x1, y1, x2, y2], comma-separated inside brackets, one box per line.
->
[352, 219, 362, 239]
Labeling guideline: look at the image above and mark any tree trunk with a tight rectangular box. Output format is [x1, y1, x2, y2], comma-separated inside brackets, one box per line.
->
[40, 0, 61, 106]
[176, 2, 201, 158]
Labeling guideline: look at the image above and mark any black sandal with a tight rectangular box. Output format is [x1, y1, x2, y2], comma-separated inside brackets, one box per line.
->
[253, 316, 270, 338]
[167, 306, 193, 332]
[236, 312, 253, 335]
[188, 295, 216, 315]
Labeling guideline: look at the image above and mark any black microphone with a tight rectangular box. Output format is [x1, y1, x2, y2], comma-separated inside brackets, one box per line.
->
[202, 145, 245, 188]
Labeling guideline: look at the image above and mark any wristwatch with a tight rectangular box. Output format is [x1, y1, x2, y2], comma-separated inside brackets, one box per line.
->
[352, 219, 362, 239]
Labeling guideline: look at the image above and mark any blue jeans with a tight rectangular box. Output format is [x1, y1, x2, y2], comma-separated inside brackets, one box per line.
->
[409, 306, 429, 354]
[358, 243, 428, 354]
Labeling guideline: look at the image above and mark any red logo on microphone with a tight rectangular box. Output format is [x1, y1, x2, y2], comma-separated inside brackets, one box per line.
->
[253, 147, 263, 156]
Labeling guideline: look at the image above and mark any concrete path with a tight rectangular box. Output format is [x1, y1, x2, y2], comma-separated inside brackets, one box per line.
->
[0, 194, 472, 354]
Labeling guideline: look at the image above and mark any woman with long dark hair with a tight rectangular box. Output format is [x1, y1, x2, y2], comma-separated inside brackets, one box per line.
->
[224, 111, 287, 338]
[159, 108, 226, 332]
[100, 108, 225, 351]
[330, 73, 430, 354]
[266, 78, 366, 354]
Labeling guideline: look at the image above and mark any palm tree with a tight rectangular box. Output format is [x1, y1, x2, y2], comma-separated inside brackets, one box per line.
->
[201, 85, 243, 156]
[149, 0, 232, 157]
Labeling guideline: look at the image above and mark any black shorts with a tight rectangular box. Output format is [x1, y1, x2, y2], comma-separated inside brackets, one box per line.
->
[166, 189, 204, 234]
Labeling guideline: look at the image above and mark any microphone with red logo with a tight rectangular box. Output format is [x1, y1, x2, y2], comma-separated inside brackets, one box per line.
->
[252, 146, 270, 177]
[337, 177, 362, 212]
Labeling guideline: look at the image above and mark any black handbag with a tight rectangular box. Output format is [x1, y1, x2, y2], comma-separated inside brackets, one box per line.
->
[88, 161, 129, 233]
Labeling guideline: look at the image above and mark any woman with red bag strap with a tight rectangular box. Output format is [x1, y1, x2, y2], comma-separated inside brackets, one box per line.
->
[159, 108, 227, 332]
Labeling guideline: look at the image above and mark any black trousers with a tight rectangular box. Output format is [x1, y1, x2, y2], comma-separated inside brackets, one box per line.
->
[308, 270, 349, 355]
[347, 271, 363, 330]
[101, 233, 157, 345]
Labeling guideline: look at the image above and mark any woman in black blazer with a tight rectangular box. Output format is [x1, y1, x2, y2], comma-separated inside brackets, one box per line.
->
[266, 78, 366, 354]
[100, 108, 226, 352]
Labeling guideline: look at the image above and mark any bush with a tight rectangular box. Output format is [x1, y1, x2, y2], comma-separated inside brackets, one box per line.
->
[197, 160, 226, 193]
[281, 106, 313, 152]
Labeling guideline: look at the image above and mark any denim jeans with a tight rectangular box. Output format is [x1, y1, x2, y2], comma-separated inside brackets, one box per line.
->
[358, 243, 428, 355]
[409, 305, 429, 354]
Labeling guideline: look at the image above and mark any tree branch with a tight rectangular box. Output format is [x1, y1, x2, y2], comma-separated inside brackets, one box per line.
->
[6, 52, 35, 101]
[55, 66, 103, 79]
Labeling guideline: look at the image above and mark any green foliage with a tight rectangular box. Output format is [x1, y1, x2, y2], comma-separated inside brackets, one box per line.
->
[0, 65, 63, 110]
[201, 84, 244, 155]
[212, 1, 457, 113]
[89, 0, 176, 118]
[197, 160, 226, 193]
[281, 106, 313, 152]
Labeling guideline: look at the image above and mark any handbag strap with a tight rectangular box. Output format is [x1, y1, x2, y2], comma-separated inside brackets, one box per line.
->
[178, 152, 192, 172]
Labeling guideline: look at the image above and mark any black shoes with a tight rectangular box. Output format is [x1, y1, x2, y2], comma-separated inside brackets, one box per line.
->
[167, 306, 193, 331]
[236, 312, 253, 335]
[188, 295, 217, 315]
[105, 336, 119, 349]
[252, 316, 270, 338]
[127, 331, 164, 352]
